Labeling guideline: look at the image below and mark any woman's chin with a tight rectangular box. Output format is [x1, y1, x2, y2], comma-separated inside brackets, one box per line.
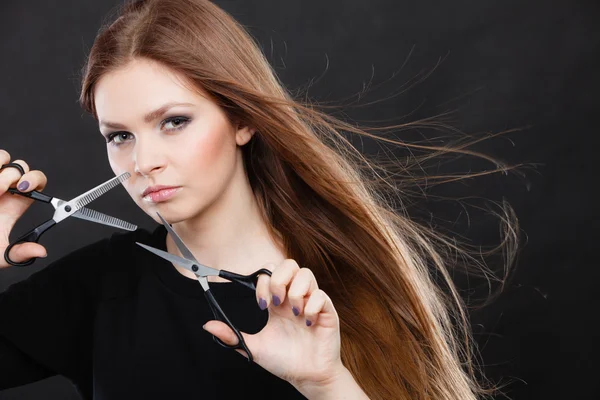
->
[144, 205, 200, 225]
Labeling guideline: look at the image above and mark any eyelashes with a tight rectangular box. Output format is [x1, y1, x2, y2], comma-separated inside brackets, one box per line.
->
[106, 131, 132, 145]
[161, 116, 191, 131]
[105, 116, 192, 145]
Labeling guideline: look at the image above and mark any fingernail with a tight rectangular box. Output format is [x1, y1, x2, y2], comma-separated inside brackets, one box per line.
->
[17, 181, 29, 191]
[40, 254, 48, 258]
[258, 298, 267, 310]
[292, 306, 300, 316]
[273, 295, 281, 306]
[306, 319, 312, 327]
[202, 324, 206, 330]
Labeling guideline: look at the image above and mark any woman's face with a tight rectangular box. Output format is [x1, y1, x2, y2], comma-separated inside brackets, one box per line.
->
[94, 58, 254, 223]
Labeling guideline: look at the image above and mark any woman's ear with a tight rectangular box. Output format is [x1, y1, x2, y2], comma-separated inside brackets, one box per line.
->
[235, 124, 256, 146]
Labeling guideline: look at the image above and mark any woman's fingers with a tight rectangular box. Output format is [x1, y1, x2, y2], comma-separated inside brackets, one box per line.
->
[0, 159, 29, 193]
[0, 149, 10, 165]
[287, 267, 318, 317]
[303, 289, 336, 327]
[268, 259, 300, 307]
[0, 157, 48, 195]
[16, 169, 48, 193]
[255, 264, 275, 310]
[255, 259, 321, 320]
[0, 152, 50, 268]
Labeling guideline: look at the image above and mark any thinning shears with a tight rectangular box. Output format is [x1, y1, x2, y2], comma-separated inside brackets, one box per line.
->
[1, 162, 137, 267]
[136, 212, 272, 362]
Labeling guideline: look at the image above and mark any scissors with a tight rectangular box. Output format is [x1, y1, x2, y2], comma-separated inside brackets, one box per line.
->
[136, 212, 272, 362]
[1, 162, 137, 267]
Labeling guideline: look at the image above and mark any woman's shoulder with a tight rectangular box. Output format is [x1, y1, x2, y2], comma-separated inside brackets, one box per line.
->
[91, 224, 167, 298]
[48, 225, 161, 269]
[6, 225, 167, 301]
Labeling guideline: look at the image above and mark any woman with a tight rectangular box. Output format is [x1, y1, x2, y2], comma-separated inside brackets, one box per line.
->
[0, 0, 517, 398]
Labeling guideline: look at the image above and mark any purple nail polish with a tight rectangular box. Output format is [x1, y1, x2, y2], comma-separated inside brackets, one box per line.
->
[292, 307, 299, 316]
[305, 319, 312, 327]
[273, 296, 281, 306]
[258, 298, 267, 310]
[17, 181, 29, 191]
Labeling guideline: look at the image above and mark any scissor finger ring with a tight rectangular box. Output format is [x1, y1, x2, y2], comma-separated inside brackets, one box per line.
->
[0, 162, 26, 176]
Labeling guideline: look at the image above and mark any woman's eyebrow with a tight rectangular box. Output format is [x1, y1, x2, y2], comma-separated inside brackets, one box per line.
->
[99, 102, 195, 130]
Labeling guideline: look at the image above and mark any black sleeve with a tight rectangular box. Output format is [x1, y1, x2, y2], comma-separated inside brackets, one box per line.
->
[0, 238, 111, 392]
[0, 334, 54, 389]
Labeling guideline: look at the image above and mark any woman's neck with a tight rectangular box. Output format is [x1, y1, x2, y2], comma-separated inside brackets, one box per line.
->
[165, 172, 285, 282]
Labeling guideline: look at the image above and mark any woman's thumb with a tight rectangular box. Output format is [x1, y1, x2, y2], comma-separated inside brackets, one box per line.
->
[3, 242, 47, 266]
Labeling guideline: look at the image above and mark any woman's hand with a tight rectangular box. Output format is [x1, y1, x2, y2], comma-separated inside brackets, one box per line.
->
[0, 149, 48, 268]
[202, 259, 363, 398]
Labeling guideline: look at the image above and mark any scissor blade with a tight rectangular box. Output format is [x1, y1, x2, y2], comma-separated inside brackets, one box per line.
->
[73, 207, 137, 231]
[197, 275, 210, 291]
[52, 173, 131, 223]
[155, 212, 197, 262]
[71, 172, 131, 211]
[135, 242, 199, 274]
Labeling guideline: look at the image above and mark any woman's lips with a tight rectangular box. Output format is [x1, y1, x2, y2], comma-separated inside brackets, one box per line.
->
[142, 187, 181, 203]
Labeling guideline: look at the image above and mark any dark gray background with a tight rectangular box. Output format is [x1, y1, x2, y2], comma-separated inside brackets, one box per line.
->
[1, 0, 598, 398]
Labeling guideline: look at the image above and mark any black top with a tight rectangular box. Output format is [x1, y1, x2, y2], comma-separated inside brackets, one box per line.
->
[0, 226, 305, 399]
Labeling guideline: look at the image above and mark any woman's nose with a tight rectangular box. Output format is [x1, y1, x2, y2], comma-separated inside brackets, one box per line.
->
[133, 137, 167, 176]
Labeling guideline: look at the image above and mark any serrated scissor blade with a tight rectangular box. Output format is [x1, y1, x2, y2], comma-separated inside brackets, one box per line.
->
[73, 207, 137, 231]
[71, 172, 131, 210]
[53, 172, 131, 222]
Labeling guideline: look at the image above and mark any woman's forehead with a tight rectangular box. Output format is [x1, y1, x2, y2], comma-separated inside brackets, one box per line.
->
[94, 59, 207, 122]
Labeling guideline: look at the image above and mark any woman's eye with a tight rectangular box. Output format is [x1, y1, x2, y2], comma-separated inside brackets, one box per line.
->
[162, 116, 191, 131]
[107, 132, 133, 145]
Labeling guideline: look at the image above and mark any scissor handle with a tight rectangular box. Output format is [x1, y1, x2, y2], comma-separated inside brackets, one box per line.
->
[0, 162, 25, 175]
[7, 188, 53, 203]
[4, 219, 56, 267]
[204, 288, 256, 362]
[218, 268, 272, 291]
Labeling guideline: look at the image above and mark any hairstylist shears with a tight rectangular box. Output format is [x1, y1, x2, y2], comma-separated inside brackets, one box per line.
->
[1, 162, 137, 267]
[136, 212, 272, 362]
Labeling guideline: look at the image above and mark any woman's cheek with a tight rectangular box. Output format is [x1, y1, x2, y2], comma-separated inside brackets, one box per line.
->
[186, 125, 236, 174]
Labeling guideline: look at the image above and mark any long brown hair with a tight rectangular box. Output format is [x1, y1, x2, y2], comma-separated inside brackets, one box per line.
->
[79, 0, 520, 398]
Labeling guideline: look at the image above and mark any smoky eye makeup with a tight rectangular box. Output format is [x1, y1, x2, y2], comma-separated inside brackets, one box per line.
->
[160, 115, 192, 130]
[101, 115, 192, 146]
[104, 131, 133, 145]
